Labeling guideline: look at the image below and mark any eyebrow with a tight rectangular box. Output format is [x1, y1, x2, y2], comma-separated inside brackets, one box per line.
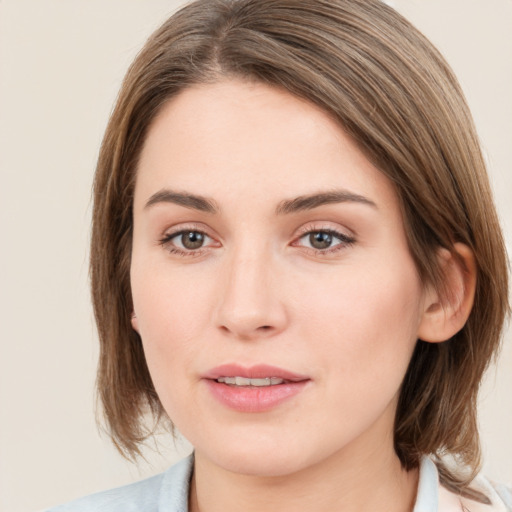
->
[275, 190, 377, 215]
[144, 189, 219, 213]
[144, 188, 376, 215]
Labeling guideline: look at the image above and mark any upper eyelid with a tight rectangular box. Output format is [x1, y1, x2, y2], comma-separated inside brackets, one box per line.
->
[294, 230, 355, 246]
[161, 222, 213, 237]
[161, 229, 216, 245]
[158, 221, 355, 242]
[294, 221, 355, 238]
[162, 221, 351, 232]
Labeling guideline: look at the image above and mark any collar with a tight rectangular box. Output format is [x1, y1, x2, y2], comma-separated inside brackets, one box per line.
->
[415, 457, 509, 512]
[414, 457, 442, 512]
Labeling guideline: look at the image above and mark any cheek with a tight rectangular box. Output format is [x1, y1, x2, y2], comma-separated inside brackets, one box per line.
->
[296, 266, 423, 440]
[131, 254, 214, 339]
[295, 259, 423, 379]
[130, 258, 216, 406]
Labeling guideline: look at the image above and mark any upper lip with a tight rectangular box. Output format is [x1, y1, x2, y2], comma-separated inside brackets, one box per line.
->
[204, 364, 310, 382]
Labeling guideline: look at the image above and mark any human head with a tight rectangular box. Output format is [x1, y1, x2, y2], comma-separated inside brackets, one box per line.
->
[90, 0, 509, 493]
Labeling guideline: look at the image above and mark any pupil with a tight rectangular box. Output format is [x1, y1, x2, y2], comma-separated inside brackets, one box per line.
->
[182, 231, 204, 249]
[310, 231, 332, 249]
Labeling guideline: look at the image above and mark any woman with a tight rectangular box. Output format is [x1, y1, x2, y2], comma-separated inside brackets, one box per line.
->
[48, 0, 510, 510]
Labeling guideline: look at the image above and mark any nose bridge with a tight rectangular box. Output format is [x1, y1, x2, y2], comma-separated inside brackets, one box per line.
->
[215, 240, 287, 339]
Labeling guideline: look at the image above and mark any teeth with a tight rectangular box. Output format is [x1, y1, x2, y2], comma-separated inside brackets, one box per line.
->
[216, 376, 285, 386]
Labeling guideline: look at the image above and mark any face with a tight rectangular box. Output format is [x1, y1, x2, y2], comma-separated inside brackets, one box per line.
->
[130, 79, 429, 477]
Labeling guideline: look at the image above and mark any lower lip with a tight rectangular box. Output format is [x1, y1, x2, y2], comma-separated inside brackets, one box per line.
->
[205, 380, 309, 413]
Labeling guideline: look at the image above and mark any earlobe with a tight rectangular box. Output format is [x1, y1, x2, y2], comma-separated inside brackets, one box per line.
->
[417, 243, 477, 343]
[131, 311, 139, 332]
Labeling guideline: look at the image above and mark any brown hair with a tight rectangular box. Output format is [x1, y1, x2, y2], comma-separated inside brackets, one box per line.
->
[90, 0, 509, 499]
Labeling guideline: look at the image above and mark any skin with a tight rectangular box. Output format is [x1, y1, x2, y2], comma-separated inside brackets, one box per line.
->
[130, 79, 471, 512]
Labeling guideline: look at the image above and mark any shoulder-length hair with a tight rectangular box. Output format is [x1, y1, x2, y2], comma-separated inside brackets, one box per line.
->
[90, 0, 509, 498]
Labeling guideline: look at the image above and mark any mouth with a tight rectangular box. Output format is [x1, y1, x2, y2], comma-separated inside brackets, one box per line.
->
[215, 376, 286, 387]
[205, 363, 310, 384]
[203, 364, 310, 412]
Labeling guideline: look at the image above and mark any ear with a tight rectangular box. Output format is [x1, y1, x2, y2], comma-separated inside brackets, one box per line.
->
[417, 243, 477, 343]
[130, 311, 139, 333]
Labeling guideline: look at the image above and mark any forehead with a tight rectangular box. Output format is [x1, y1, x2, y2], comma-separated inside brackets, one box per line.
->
[134, 79, 397, 214]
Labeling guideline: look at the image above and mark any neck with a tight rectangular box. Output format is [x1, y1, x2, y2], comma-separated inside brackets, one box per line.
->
[189, 432, 418, 512]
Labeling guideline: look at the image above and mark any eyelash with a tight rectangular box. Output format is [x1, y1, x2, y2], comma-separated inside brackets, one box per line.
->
[158, 224, 215, 257]
[293, 227, 356, 255]
[158, 225, 356, 258]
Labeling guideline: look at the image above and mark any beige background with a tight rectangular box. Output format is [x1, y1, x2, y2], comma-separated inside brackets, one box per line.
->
[0, 1, 510, 511]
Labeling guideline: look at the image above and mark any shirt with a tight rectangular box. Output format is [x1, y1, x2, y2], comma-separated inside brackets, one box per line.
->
[45, 455, 512, 512]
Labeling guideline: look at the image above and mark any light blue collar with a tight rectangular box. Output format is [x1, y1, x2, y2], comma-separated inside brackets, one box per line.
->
[160, 455, 194, 511]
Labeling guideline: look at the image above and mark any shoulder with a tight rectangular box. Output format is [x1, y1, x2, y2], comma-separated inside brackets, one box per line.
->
[419, 457, 512, 512]
[439, 472, 512, 512]
[43, 455, 193, 512]
[463, 475, 512, 512]
[46, 473, 165, 512]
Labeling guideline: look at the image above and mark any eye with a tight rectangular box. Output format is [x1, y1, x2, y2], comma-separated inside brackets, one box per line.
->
[295, 228, 355, 253]
[307, 231, 335, 250]
[159, 228, 217, 255]
[174, 231, 208, 250]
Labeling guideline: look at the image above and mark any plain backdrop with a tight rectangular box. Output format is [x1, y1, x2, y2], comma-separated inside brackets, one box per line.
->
[0, 1, 511, 511]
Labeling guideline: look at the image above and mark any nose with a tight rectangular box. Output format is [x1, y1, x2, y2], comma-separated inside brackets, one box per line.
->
[214, 247, 288, 341]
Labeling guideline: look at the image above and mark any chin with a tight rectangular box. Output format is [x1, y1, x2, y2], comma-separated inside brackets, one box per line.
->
[217, 450, 311, 477]
[192, 430, 328, 478]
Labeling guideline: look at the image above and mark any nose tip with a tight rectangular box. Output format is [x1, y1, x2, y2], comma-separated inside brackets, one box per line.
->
[214, 255, 288, 341]
[218, 316, 280, 340]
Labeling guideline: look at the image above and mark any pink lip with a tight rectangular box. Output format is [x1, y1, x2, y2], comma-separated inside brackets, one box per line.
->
[204, 364, 309, 381]
[203, 364, 310, 413]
